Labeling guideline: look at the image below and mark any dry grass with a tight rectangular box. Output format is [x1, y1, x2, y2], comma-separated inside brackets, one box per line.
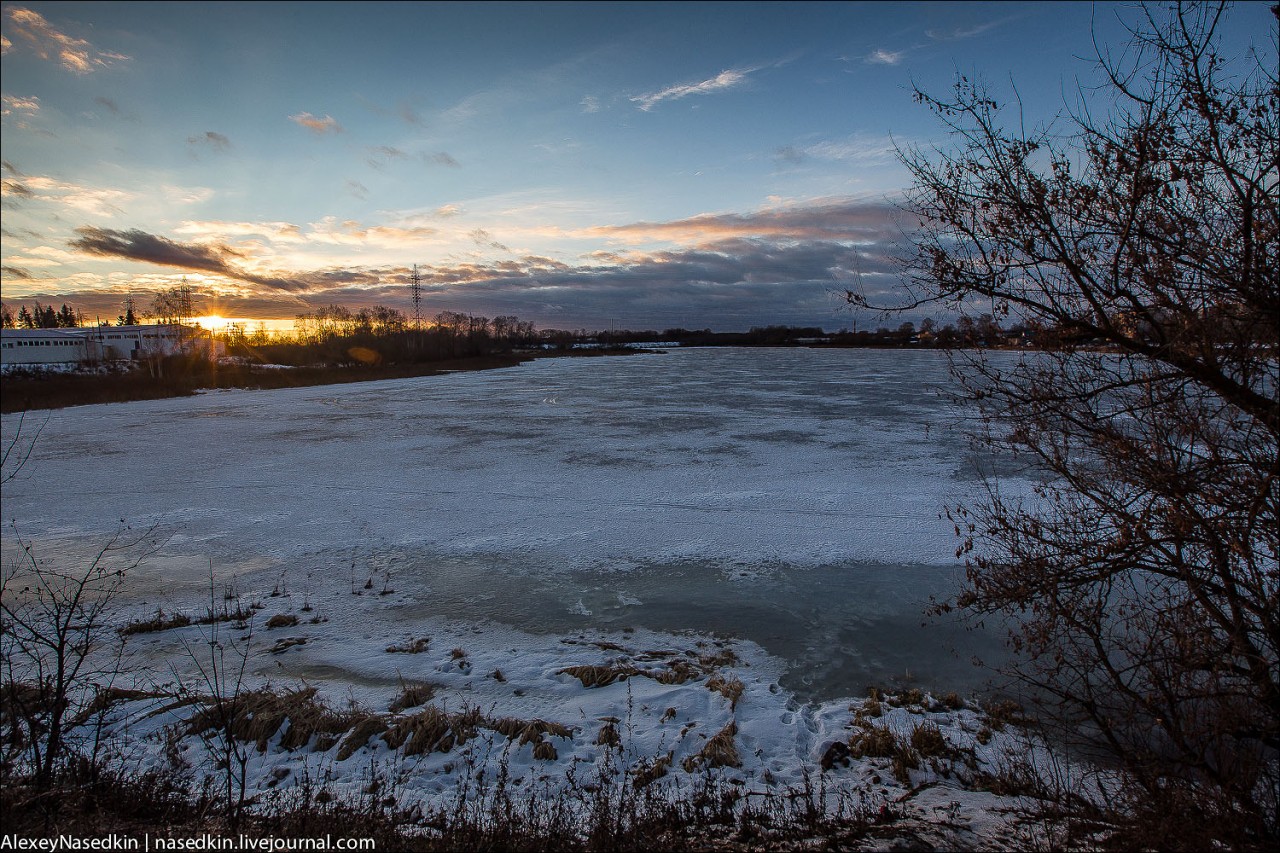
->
[120, 609, 192, 636]
[848, 724, 898, 759]
[632, 753, 673, 789]
[384, 706, 484, 757]
[385, 637, 430, 654]
[269, 637, 307, 654]
[682, 721, 740, 772]
[336, 714, 390, 761]
[705, 674, 745, 709]
[389, 684, 436, 713]
[595, 721, 621, 747]
[909, 723, 948, 758]
[557, 664, 639, 688]
[265, 613, 298, 629]
[185, 686, 357, 753]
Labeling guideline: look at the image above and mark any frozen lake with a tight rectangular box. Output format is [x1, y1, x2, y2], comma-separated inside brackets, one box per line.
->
[2, 346, 1019, 700]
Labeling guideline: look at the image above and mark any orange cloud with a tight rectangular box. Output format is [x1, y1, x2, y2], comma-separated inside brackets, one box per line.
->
[4, 6, 128, 73]
[289, 112, 343, 135]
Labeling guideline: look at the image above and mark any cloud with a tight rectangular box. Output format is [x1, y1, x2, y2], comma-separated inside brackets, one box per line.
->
[174, 220, 304, 242]
[587, 198, 901, 246]
[289, 112, 343, 135]
[580, 95, 601, 113]
[188, 130, 231, 152]
[631, 68, 751, 111]
[67, 226, 307, 292]
[469, 228, 509, 252]
[430, 152, 461, 168]
[2, 265, 33, 280]
[94, 95, 119, 114]
[346, 180, 369, 199]
[39, 198, 910, 330]
[926, 15, 1018, 42]
[865, 48, 903, 65]
[3, 6, 129, 74]
[1, 179, 34, 199]
[2, 94, 40, 115]
[10, 175, 134, 216]
[366, 145, 409, 170]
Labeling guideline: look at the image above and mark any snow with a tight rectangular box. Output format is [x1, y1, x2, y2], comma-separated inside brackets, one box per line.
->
[1, 346, 1049, 846]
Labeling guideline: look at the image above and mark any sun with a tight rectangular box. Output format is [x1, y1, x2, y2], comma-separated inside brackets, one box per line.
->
[193, 314, 232, 331]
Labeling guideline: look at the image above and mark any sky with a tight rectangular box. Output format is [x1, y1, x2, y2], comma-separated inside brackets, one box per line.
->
[1, 2, 1274, 333]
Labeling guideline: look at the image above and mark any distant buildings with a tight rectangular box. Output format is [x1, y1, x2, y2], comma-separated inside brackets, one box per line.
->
[0, 324, 223, 367]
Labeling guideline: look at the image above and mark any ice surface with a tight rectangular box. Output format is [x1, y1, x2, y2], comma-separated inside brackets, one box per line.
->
[2, 347, 1027, 698]
[1, 347, 1048, 844]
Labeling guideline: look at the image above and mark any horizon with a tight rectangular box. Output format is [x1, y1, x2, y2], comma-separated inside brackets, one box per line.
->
[2, 2, 1273, 331]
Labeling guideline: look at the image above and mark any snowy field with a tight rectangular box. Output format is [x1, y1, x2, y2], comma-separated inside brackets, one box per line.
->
[1, 347, 1048, 845]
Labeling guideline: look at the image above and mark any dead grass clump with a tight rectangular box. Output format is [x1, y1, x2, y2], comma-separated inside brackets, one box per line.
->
[384, 705, 482, 756]
[848, 724, 898, 759]
[682, 721, 740, 772]
[197, 605, 254, 625]
[187, 686, 301, 752]
[72, 686, 157, 725]
[269, 637, 307, 654]
[940, 691, 965, 710]
[336, 713, 390, 761]
[490, 717, 572, 745]
[558, 664, 639, 688]
[278, 693, 359, 752]
[892, 745, 921, 785]
[887, 688, 925, 708]
[697, 647, 740, 669]
[532, 740, 558, 761]
[596, 721, 621, 747]
[705, 674, 745, 709]
[983, 699, 1026, 731]
[185, 686, 361, 754]
[120, 609, 191, 636]
[265, 613, 298, 629]
[388, 683, 436, 713]
[633, 753, 673, 789]
[385, 637, 429, 654]
[652, 658, 699, 685]
[910, 723, 948, 758]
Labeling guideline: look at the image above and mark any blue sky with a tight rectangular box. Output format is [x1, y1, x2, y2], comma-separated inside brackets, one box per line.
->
[1, 2, 1273, 332]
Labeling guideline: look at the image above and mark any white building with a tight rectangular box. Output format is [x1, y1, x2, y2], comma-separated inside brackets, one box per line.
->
[0, 324, 222, 366]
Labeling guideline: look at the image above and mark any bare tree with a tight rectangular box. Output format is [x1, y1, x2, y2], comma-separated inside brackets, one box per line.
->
[852, 2, 1277, 845]
[1, 524, 157, 789]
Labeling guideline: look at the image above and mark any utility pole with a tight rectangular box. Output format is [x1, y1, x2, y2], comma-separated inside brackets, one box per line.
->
[410, 264, 423, 329]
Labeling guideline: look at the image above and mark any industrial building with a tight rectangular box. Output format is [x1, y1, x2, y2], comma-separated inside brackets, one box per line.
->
[0, 324, 222, 366]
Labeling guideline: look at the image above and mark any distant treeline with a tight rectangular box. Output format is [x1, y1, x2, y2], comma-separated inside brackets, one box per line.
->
[593, 315, 1061, 350]
[1, 302, 84, 329]
[227, 306, 545, 366]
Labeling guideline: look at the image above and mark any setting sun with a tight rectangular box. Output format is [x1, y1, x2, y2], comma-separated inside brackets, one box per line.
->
[192, 314, 230, 331]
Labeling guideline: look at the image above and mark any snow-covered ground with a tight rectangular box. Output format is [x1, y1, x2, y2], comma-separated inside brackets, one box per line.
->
[1, 347, 1049, 845]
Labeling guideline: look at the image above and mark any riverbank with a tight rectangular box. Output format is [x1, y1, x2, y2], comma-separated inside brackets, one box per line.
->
[0, 349, 651, 414]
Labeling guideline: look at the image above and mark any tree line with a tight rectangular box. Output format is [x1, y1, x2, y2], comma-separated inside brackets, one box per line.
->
[1, 303, 83, 329]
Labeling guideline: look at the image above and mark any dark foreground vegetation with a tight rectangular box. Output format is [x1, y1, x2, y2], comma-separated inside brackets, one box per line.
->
[0, 753, 901, 852]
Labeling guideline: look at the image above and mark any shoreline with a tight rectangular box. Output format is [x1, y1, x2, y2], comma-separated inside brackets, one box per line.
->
[0, 349, 650, 414]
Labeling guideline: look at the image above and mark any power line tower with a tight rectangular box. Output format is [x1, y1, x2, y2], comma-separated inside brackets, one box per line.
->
[410, 264, 423, 329]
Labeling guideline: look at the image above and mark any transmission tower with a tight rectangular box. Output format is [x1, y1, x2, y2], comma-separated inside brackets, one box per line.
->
[410, 264, 423, 328]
